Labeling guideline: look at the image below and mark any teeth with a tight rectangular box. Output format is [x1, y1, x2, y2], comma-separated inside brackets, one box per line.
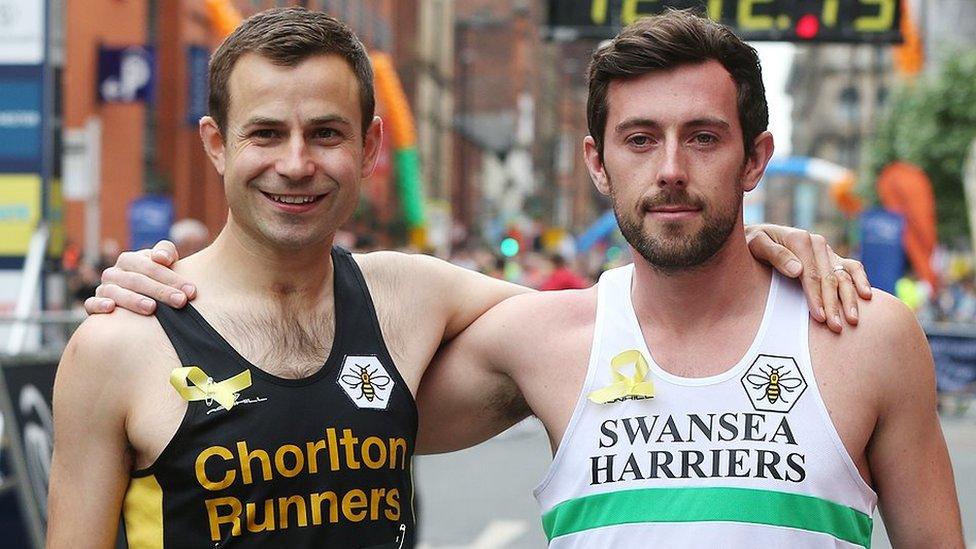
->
[269, 194, 317, 204]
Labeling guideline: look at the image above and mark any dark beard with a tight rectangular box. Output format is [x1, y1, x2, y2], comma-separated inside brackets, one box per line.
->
[612, 184, 741, 275]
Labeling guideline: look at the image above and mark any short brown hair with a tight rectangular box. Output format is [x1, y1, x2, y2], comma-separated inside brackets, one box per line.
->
[208, 7, 375, 138]
[587, 9, 768, 157]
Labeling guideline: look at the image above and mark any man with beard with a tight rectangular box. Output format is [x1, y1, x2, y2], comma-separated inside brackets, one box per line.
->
[415, 11, 963, 548]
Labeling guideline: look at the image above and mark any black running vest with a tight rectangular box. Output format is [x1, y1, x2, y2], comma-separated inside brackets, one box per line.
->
[121, 247, 417, 548]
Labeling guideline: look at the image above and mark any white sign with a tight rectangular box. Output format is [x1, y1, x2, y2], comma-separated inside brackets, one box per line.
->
[0, 269, 41, 353]
[61, 118, 101, 200]
[0, 0, 44, 65]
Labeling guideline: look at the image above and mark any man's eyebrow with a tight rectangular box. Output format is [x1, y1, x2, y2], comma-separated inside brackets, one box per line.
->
[614, 117, 733, 134]
[240, 115, 354, 127]
[242, 116, 284, 127]
[306, 115, 353, 127]
[685, 117, 732, 131]
[614, 117, 661, 134]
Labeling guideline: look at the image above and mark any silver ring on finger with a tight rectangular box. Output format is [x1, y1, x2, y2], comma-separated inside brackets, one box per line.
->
[831, 265, 849, 276]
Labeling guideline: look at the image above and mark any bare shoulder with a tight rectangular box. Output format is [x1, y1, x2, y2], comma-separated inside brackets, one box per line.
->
[824, 290, 926, 370]
[58, 310, 174, 397]
[854, 290, 934, 390]
[54, 311, 174, 444]
[811, 289, 932, 407]
[65, 310, 166, 369]
[858, 290, 924, 335]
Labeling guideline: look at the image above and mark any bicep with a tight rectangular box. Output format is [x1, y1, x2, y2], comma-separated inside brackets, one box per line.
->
[416, 309, 530, 454]
[47, 333, 133, 546]
[867, 314, 964, 546]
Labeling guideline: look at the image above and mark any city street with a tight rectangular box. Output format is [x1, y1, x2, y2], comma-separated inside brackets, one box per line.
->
[416, 415, 976, 548]
[4, 1, 976, 548]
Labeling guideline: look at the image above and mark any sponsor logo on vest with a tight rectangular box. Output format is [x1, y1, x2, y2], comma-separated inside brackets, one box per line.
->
[338, 356, 395, 410]
[741, 354, 807, 413]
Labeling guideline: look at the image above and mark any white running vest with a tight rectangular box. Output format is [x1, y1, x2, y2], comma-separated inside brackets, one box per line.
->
[535, 265, 877, 548]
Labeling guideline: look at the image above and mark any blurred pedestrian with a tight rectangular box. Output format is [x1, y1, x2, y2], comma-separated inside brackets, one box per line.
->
[539, 254, 589, 290]
[169, 218, 210, 257]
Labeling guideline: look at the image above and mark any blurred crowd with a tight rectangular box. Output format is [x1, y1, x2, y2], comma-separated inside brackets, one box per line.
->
[901, 252, 976, 324]
[335, 222, 629, 292]
[62, 218, 213, 311]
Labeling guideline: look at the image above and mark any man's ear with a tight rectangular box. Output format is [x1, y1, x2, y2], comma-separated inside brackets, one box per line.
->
[199, 116, 226, 176]
[583, 136, 611, 196]
[360, 116, 383, 178]
[742, 131, 774, 192]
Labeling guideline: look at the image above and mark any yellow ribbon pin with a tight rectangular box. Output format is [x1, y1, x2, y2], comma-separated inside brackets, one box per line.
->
[170, 367, 252, 411]
[587, 350, 655, 404]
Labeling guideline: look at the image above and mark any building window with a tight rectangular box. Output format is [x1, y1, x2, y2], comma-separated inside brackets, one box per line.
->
[877, 86, 889, 106]
[839, 85, 860, 121]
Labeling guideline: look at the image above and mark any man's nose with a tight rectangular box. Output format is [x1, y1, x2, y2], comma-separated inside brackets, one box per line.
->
[275, 135, 315, 180]
[656, 140, 687, 189]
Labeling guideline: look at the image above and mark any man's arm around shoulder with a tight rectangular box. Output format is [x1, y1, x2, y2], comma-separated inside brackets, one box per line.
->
[415, 291, 543, 454]
[858, 293, 964, 547]
[48, 313, 147, 547]
[356, 251, 530, 342]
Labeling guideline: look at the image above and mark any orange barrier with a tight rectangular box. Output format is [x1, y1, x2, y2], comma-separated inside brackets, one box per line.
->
[876, 161, 938, 290]
[205, 0, 242, 38]
[894, 0, 924, 76]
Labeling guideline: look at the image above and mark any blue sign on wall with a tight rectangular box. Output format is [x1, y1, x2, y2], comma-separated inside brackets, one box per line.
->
[129, 195, 173, 250]
[930, 334, 976, 393]
[859, 208, 906, 294]
[0, 77, 42, 171]
[186, 45, 209, 124]
[98, 46, 155, 103]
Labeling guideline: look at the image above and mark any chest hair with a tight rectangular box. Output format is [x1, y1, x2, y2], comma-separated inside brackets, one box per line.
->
[209, 307, 335, 379]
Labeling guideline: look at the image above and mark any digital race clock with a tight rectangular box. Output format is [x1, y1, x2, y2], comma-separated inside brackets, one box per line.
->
[546, 0, 903, 43]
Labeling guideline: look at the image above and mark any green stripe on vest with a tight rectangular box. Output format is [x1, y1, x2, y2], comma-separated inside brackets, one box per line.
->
[542, 486, 872, 548]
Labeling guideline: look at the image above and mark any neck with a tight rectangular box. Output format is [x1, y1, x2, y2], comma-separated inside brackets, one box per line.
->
[192, 221, 335, 305]
[630, 225, 771, 333]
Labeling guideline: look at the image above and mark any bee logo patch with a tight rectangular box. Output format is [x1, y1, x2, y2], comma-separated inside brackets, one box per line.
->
[741, 355, 807, 413]
[338, 356, 394, 410]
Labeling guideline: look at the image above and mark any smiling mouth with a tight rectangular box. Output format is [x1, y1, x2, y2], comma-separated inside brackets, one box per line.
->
[262, 192, 327, 205]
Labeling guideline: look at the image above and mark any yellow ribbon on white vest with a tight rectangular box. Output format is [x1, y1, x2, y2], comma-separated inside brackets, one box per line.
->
[587, 350, 655, 404]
